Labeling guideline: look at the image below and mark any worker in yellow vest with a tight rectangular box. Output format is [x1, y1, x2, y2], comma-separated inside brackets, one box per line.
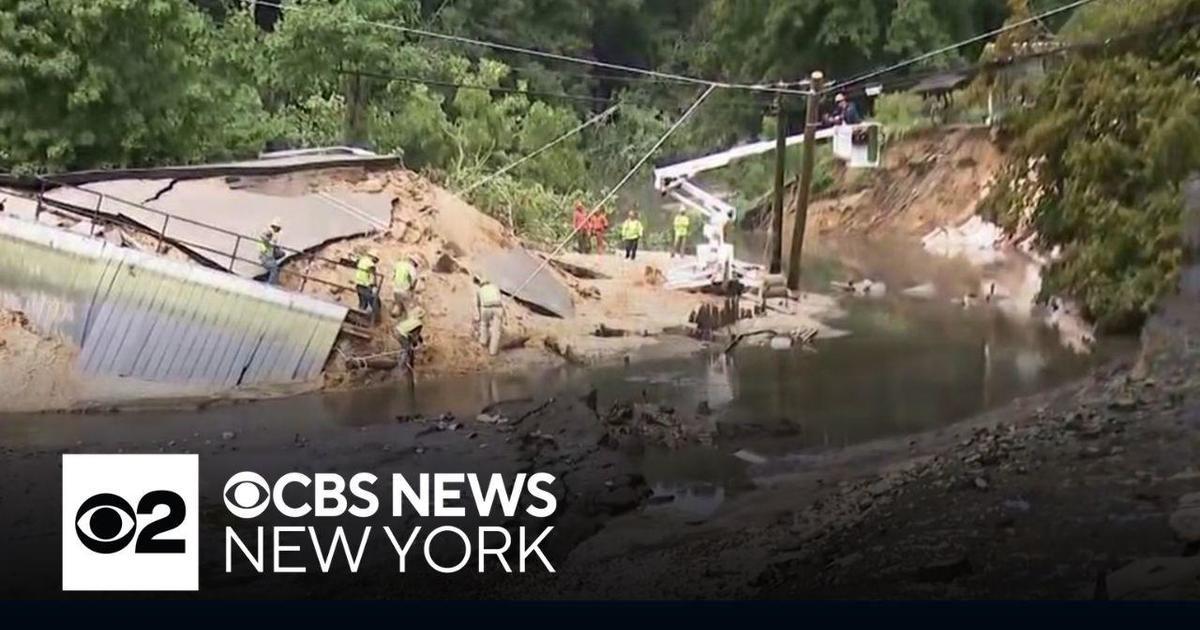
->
[671, 209, 691, 258]
[391, 254, 420, 318]
[620, 209, 644, 261]
[475, 277, 504, 356]
[354, 250, 379, 315]
[258, 217, 283, 285]
[394, 306, 425, 374]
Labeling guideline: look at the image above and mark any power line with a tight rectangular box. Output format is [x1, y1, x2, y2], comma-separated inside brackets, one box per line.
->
[344, 68, 611, 104]
[833, 9, 1200, 99]
[254, 0, 811, 96]
[508, 85, 717, 301]
[460, 104, 619, 195]
[505, 61, 713, 88]
[824, 0, 1106, 93]
[344, 68, 779, 113]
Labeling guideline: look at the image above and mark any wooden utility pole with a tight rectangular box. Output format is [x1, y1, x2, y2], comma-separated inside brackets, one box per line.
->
[768, 91, 788, 274]
[787, 71, 824, 291]
[344, 72, 369, 147]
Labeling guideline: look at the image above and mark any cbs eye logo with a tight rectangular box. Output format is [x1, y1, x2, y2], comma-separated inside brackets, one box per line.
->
[62, 454, 198, 592]
[74, 491, 186, 554]
[223, 471, 271, 518]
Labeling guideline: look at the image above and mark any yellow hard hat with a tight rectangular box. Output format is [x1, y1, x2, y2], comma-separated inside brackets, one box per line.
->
[408, 306, 425, 320]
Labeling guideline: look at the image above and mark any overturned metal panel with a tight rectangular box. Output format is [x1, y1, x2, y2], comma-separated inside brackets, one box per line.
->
[44, 178, 392, 277]
[477, 248, 575, 318]
[0, 215, 348, 386]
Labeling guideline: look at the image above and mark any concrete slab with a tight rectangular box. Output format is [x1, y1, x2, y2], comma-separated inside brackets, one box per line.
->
[0, 188, 41, 221]
[477, 248, 575, 319]
[45, 178, 392, 278]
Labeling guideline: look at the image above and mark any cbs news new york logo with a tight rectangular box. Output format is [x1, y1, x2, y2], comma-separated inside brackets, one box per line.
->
[62, 454, 199, 591]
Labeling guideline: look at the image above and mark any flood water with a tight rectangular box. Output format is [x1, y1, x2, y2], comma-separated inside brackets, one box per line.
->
[0, 236, 1133, 517]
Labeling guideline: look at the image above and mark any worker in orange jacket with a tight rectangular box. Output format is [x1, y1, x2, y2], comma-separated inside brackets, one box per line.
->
[589, 208, 609, 254]
[572, 201, 591, 253]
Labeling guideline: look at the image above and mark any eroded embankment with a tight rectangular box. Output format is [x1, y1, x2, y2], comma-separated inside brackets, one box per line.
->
[287, 168, 838, 388]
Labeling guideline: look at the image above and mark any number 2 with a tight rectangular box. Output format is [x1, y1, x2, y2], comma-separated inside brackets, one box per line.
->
[135, 491, 186, 553]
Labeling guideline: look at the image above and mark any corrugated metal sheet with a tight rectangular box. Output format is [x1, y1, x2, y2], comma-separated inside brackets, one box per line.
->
[0, 215, 348, 387]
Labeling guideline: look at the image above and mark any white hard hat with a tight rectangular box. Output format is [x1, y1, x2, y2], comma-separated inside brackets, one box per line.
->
[269, 217, 282, 228]
[835, 93, 846, 103]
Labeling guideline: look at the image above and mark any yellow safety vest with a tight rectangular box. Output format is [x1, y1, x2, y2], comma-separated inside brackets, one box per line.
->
[673, 214, 690, 237]
[620, 219, 644, 241]
[478, 283, 502, 307]
[394, 261, 415, 292]
[354, 256, 376, 287]
[258, 231, 274, 254]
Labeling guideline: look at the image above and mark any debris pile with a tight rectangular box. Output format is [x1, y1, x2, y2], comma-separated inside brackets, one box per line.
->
[601, 402, 715, 450]
[921, 215, 1006, 266]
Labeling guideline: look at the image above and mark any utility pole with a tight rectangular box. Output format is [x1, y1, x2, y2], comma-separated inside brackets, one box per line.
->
[787, 71, 824, 291]
[769, 90, 788, 274]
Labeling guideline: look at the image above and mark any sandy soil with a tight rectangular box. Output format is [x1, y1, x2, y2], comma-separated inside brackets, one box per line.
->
[0, 311, 80, 412]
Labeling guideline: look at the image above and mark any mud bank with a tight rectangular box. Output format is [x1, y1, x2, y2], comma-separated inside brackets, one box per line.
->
[494, 316, 1197, 599]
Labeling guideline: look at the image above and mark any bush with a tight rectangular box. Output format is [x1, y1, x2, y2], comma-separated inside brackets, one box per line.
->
[874, 92, 932, 141]
[983, 8, 1200, 333]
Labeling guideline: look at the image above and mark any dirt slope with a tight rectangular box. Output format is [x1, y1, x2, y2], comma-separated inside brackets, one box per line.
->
[774, 126, 1002, 244]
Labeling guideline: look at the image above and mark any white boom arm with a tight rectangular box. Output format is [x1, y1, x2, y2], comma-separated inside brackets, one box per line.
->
[653, 127, 838, 190]
[654, 123, 879, 291]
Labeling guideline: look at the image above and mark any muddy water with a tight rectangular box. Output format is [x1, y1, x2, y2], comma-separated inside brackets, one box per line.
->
[0, 238, 1131, 519]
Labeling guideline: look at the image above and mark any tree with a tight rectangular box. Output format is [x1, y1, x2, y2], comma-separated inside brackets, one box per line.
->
[0, 0, 273, 173]
[886, 0, 956, 66]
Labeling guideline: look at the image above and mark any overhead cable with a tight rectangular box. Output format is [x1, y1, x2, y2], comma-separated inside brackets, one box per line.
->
[459, 104, 620, 195]
[507, 85, 717, 301]
[255, 0, 811, 96]
[824, 0, 1105, 93]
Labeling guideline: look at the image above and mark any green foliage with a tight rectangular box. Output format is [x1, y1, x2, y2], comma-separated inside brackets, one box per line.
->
[444, 167, 583, 245]
[696, 0, 1002, 82]
[885, 0, 955, 66]
[0, 0, 274, 173]
[984, 0, 1200, 332]
[3, 0, 1102, 255]
[873, 92, 932, 140]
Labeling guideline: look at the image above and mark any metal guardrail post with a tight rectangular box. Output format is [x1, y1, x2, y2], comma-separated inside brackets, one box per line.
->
[158, 214, 169, 253]
[299, 257, 310, 293]
[230, 236, 241, 272]
[34, 180, 45, 222]
[91, 195, 102, 237]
